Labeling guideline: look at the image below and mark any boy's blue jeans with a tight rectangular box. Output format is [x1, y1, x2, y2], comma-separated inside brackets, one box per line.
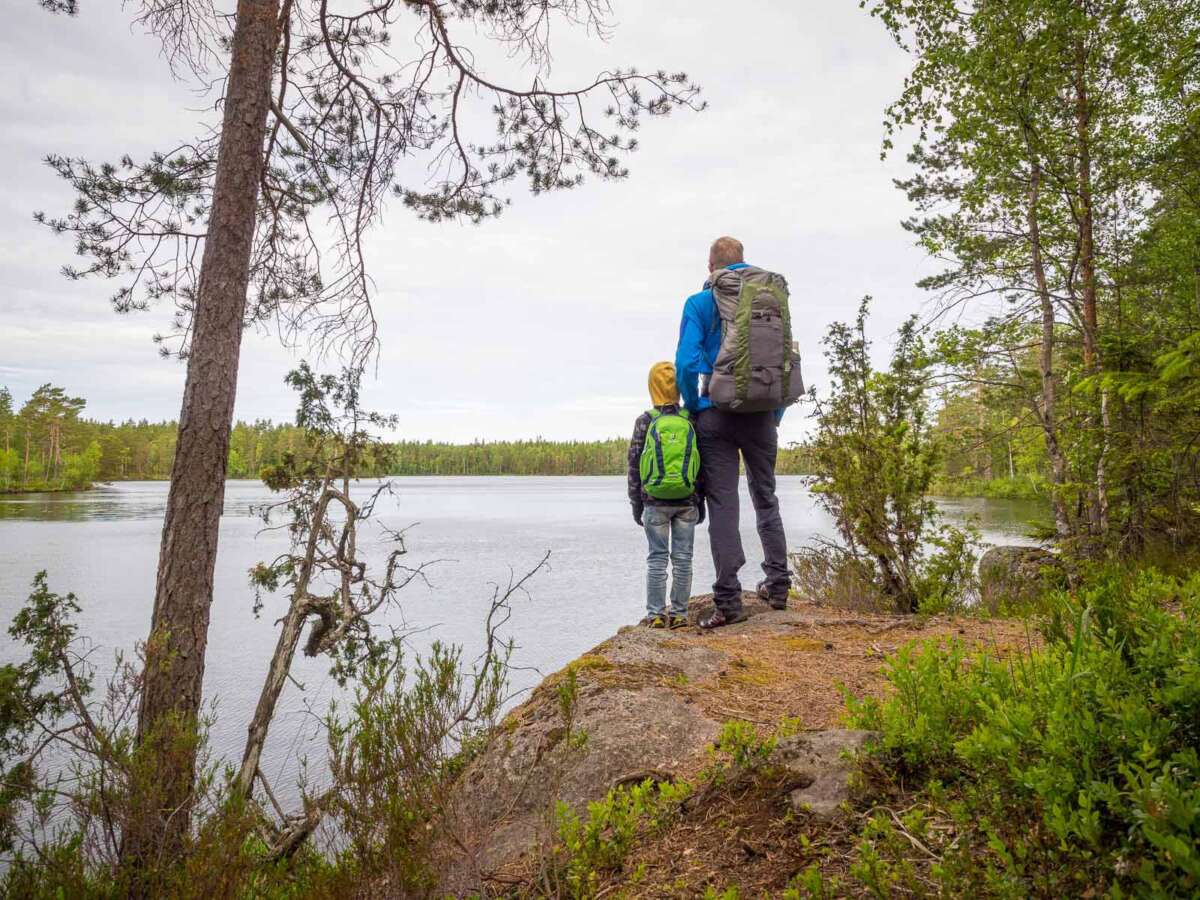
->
[644, 504, 698, 618]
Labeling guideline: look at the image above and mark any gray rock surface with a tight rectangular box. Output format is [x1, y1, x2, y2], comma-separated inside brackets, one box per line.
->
[979, 544, 1063, 612]
[433, 598, 873, 893]
[773, 729, 877, 820]
[435, 627, 727, 894]
[428, 594, 1032, 894]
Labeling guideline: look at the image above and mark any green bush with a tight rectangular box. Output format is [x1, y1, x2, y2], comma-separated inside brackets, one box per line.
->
[552, 778, 693, 899]
[545, 719, 794, 898]
[806, 300, 980, 614]
[709, 719, 779, 772]
[847, 567, 1200, 896]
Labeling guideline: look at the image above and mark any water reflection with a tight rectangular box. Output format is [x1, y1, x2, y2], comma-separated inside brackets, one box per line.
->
[0, 485, 166, 522]
[0, 481, 274, 522]
[0, 476, 1046, 801]
[0, 479, 1048, 538]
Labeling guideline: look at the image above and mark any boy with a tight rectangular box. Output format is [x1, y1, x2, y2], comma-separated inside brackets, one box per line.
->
[627, 361, 705, 629]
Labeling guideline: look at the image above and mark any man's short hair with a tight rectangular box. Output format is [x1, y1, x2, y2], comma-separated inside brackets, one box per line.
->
[709, 236, 745, 269]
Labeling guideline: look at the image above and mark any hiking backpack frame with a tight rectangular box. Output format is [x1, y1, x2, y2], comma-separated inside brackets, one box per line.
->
[703, 266, 805, 413]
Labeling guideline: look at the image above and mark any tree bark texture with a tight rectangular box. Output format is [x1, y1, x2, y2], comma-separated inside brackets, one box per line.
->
[126, 0, 281, 866]
[1074, 29, 1110, 536]
[1026, 152, 1074, 541]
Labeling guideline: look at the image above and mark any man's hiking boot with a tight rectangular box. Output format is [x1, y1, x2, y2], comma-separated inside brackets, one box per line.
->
[757, 579, 790, 611]
[640, 614, 667, 629]
[667, 614, 688, 630]
[698, 608, 747, 630]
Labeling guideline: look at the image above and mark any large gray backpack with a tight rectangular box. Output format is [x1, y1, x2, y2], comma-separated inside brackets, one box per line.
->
[703, 266, 805, 413]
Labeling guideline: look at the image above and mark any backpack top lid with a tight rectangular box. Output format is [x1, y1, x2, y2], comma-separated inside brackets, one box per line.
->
[709, 266, 788, 315]
[648, 406, 689, 420]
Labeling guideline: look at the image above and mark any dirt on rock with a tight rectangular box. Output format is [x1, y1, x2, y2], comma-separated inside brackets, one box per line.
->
[434, 595, 1034, 895]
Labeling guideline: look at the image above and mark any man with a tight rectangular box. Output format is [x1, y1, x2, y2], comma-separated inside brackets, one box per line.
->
[675, 236, 790, 629]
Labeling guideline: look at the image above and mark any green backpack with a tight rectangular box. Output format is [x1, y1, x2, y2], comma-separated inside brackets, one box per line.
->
[639, 408, 700, 501]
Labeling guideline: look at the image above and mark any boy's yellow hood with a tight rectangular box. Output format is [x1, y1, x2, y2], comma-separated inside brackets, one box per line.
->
[648, 362, 679, 407]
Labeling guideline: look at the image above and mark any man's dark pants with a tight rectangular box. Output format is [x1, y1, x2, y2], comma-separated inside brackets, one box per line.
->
[694, 408, 789, 616]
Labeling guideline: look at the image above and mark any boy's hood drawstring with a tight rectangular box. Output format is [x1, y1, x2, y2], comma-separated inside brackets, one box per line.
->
[648, 361, 679, 407]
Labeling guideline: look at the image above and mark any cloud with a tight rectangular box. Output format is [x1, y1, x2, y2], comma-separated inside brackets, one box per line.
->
[0, 0, 936, 445]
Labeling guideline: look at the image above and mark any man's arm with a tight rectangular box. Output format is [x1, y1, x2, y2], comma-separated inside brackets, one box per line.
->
[675, 294, 711, 412]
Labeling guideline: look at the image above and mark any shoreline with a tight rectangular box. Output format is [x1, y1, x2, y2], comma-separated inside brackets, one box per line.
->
[3, 474, 1046, 505]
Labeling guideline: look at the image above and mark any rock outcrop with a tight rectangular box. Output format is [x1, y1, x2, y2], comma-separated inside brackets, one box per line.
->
[979, 544, 1064, 612]
[434, 595, 1030, 893]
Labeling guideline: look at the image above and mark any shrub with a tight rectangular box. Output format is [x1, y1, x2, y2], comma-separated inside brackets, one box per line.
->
[807, 299, 979, 614]
[544, 718, 795, 898]
[709, 719, 781, 773]
[552, 778, 694, 898]
[324, 639, 509, 895]
[847, 567, 1200, 896]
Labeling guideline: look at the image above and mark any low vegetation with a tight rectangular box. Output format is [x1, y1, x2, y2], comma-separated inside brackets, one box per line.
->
[837, 565, 1200, 898]
[512, 566, 1200, 898]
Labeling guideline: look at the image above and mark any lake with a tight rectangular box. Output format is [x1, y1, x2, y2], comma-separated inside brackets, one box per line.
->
[0, 477, 1043, 799]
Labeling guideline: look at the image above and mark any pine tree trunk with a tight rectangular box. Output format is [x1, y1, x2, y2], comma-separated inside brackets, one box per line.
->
[125, 0, 280, 869]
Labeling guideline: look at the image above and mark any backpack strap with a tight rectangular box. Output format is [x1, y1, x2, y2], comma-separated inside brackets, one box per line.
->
[649, 417, 667, 487]
[681, 422, 695, 488]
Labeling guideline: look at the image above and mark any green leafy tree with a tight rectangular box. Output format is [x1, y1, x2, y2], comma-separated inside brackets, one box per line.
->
[808, 299, 975, 613]
[863, 0, 1200, 548]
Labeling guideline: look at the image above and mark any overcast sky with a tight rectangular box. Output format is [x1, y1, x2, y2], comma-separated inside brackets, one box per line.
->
[0, 0, 940, 444]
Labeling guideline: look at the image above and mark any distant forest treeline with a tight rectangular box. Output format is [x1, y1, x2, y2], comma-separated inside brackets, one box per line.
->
[0, 384, 814, 492]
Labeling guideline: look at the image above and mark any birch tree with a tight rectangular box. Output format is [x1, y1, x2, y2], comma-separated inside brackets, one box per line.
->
[863, 0, 1195, 548]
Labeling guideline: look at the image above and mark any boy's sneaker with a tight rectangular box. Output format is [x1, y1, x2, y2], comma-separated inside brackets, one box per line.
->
[640, 614, 667, 629]
[757, 579, 790, 610]
[667, 614, 689, 630]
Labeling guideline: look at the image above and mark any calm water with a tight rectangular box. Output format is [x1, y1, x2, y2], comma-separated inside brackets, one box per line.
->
[0, 477, 1042, 795]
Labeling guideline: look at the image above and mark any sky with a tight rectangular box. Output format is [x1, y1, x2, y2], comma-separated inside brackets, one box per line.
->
[0, 0, 941, 445]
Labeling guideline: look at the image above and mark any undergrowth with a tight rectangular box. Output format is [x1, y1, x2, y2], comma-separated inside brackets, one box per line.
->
[833, 566, 1200, 898]
[7, 564, 1196, 898]
[537, 718, 790, 899]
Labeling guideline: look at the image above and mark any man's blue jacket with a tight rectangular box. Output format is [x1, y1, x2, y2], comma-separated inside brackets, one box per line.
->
[674, 262, 785, 423]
